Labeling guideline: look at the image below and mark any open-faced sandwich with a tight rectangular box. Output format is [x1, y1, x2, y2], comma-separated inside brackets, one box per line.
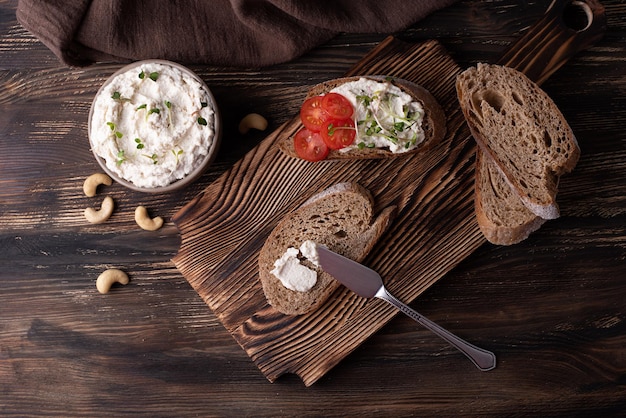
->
[258, 183, 395, 315]
[279, 76, 446, 161]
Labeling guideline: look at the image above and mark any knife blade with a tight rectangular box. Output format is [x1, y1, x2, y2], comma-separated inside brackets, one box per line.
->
[316, 245, 496, 371]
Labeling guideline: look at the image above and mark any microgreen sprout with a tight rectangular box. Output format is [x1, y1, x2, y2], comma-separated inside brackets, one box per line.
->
[135, 137, 144, 150]
[111, 91, 130, 102]
[165, 100, 173, 127]
[107, 121, 123, 139]
[136, 104, 147, 111]
[197, 116, 207, 126]
[143, 153, 158, 164]
[139, 70, 159, 81]
[171, 148, 183, 163]
[116, 149, 126, 166]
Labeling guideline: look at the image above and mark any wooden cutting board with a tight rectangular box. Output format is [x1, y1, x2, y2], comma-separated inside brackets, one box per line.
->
[172, 0, 605, 386]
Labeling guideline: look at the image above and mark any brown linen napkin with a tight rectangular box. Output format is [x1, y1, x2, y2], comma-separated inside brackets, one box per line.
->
[17, 0, 457, 67]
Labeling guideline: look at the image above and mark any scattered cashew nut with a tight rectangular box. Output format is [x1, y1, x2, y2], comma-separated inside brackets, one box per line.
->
[84, 196, 115, 224]
[96, 268, 129, 294]
[238, 113, 268, 134]
[134, 206, 164, 231]
[83, 173, 112, 197]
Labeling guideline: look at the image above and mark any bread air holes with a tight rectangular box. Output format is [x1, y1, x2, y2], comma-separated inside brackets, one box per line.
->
[471, 89, 506, 117]
[512, 91, 524, 106]
[334, 230, 347, 239]
[543, 130, 552, 148]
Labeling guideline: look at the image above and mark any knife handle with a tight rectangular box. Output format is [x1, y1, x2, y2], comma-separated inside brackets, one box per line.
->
[375, 287, 496, 371]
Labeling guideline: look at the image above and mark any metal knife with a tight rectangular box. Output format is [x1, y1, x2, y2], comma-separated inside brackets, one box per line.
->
[316, 245, 496, 371]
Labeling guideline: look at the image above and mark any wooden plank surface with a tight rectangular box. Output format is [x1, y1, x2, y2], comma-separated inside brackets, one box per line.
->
[1, 0, 626, 415]
[171, 0, 609, 386]
[172, 38, 481, 385]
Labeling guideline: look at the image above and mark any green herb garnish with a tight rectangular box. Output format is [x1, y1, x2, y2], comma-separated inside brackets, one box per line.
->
[144, 153, 158, 164]
[136, 104, 147, 111]
[107, 121, 123, 138]
[111, 91, 130, 102]
[139, 70, 159, 81]
[135, 138, 144, 150]
[197, 117, 207, 126]
[165, 100, 173, 127]
[172, 148, 183, 163]
[116, 149, 126, 166]
[393, 121, 405, 132]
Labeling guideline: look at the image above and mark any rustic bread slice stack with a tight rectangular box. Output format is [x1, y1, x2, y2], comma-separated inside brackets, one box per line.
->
[258, 182, 395, 315]
[456, 63, 580, 244]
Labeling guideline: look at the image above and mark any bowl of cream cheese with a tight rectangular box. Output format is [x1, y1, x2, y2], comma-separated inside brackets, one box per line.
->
[88, 60, 220, 193]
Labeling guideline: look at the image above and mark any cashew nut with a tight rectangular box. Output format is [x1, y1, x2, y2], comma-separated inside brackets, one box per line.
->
[84, 196, 115, 224]
[134, 206, 164, 231]
[238, 113, 268, 134]
[83, 173, 112, 197]
[96, 268, 129, 294]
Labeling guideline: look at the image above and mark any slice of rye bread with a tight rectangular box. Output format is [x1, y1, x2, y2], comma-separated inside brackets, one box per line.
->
[258, 182, 395, 315]
[456, 63, 580, 220]
[278, 76, 447, 160]
[475, 150, 546, 245]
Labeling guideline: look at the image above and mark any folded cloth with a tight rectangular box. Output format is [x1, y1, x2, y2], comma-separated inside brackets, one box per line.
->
[17, 0, 457, 67]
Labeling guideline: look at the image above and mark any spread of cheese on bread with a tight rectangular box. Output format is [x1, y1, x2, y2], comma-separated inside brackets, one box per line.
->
[270, 241, 320, 292]
[330, 78, 425, 153]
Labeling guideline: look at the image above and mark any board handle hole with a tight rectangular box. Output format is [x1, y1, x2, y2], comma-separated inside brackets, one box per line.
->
[563, 1, 593, 32]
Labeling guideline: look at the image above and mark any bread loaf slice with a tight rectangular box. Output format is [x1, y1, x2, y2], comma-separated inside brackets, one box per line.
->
[258, 182, 395, 315]
[475, 150, 546, 245]
[456, 63, 579, 219]
[279, 76, 446, 160]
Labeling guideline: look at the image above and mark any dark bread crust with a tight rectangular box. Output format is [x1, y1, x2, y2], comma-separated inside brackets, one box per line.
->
[278, 76, 446, 160]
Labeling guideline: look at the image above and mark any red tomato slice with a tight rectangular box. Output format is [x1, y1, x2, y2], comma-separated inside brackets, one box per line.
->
[300, 96, 328, 132]
[321, 93, 353, 120]
[293, 128, 329, 162]
[321, 118, 356, 150]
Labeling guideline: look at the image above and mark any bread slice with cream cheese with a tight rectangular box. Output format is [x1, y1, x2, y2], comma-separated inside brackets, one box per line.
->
[279, 76, 446, 160]
[258, 182, 395, 315]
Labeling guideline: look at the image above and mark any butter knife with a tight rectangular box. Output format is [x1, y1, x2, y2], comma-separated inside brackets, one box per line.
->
[316, 245, 496, 371]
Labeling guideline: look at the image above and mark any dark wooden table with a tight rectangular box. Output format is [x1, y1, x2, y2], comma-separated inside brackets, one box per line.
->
[1, 0, 625, 416]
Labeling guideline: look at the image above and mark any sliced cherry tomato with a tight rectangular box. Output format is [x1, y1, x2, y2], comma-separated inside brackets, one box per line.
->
[293, 128, 329, 162]
[299, 96, 329, 132]
[321, 93, 353, 120]
[321, 118, 356, 150]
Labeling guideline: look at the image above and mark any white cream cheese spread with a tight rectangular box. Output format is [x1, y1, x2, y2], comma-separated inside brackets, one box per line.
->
[90, 62, 215, 188]
[271, 240, 320, 292]
[329, 77, 425, 153]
